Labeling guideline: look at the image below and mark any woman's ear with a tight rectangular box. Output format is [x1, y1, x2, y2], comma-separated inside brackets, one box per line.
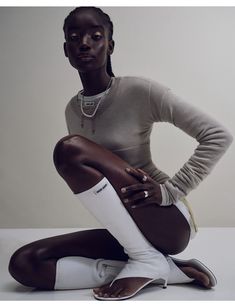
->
[64, 42, 68, 58]
[108, 39, 115, 56]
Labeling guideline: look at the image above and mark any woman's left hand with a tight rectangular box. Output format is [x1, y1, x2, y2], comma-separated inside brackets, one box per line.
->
[121, 167, 162, 209]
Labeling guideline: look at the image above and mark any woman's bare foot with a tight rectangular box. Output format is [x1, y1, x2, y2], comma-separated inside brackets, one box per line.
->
[179, 266, 211, 288]
[93, 266, 212, 299]
[93, 277, 153, 299]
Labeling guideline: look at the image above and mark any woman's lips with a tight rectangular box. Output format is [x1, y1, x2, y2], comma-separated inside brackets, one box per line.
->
[77, 56, 95, 61]
[77, 53, 94, 58]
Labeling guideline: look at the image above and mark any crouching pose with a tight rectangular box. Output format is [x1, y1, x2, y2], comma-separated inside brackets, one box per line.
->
[8, 6, 232, 300]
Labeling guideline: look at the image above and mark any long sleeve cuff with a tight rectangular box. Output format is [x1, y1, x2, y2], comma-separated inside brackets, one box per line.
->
[160, 182, 185, 206]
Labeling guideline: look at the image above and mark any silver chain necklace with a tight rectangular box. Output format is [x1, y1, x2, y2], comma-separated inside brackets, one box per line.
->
[79, 77, 113, 118]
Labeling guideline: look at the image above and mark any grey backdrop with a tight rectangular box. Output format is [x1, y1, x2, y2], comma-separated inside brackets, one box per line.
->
[0, 7, 234, 228]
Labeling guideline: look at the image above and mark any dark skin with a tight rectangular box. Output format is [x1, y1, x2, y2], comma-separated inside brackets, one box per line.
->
[8, 9, 210, 300]
[63, 10, 164, 209]
[52, 134, 210, 298]
[63, 10, 115, 96]
[64, 10, 210, 297]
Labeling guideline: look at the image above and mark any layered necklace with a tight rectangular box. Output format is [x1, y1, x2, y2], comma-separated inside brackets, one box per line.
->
[77, 77, 114, 134]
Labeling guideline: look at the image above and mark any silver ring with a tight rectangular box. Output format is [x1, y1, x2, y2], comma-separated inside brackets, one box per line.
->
[144, 190, 149, 198]
[142, 175, 148, 182]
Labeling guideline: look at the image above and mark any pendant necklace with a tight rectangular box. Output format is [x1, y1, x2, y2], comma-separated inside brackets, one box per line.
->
[77, 77, 114, 134]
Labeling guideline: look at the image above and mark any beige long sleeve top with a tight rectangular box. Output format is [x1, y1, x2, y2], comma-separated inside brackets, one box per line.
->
[65, 75, 233, 206]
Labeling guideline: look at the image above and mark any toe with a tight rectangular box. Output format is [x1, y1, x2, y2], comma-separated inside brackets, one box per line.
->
[180, 266, 211, 288]
[94, 282, 125, 299]
[109, 286, 124, 298]
[196, 272, 211, 288]
[93, 283, 111, 296]
[105, 282, 123, 298]
[118, 288, 133, 299]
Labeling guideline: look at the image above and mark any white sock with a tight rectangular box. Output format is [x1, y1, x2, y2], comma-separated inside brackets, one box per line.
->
[54, 256, 125, 290]
[54, 255, 193, 290]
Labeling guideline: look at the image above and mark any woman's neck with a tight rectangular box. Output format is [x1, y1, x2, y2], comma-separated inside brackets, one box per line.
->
[79, 71, 112, 96]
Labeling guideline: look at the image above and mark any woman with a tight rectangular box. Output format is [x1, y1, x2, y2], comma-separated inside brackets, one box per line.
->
[8, 7, 233, 301]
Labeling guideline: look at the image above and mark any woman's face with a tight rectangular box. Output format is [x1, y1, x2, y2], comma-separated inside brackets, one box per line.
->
[64, 10, 114, 73]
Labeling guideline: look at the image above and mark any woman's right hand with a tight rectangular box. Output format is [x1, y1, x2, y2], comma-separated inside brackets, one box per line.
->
[120, 167, 162, 209]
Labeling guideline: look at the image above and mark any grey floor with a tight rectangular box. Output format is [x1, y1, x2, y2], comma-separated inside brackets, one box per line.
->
[0, 227, 234, 301]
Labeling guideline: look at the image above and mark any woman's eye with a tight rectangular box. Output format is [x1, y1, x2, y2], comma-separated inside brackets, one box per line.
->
[68, 32, 102, 42]
[93, 33, 102, 40]
[69, 33, 79, 40]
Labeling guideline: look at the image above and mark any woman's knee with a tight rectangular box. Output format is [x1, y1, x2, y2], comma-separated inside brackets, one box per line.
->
[53, 135, 105, 193]
[164, 230, 190, 255]
[8, 244, 48, 288]
[53, 134, 88, 171]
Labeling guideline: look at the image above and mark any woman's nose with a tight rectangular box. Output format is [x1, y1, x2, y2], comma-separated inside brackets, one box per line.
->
[80, 34, 91, 49]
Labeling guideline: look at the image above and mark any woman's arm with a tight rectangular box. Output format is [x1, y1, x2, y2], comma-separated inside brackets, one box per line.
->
[149, 80, 233, 205]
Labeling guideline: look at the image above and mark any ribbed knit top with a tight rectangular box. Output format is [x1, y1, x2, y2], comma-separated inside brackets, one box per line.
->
[65, 75, 233, 206]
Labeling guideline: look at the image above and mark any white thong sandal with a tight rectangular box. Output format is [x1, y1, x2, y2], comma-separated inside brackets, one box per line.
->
[93, 257, 168, 301]
[93, 278, 166, 301]
[170, 256, 217, 288]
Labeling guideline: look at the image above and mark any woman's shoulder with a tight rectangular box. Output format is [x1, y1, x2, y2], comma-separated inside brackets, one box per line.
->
[116, 75, 151, 95]
[117, 75, 168, 92]
[118, 75, 151, 85]
[65, 93, 77, 114]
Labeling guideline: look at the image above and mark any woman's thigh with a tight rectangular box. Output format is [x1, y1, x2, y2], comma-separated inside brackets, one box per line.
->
[21, 228, 129, 261]
[8, 229, 128, 289]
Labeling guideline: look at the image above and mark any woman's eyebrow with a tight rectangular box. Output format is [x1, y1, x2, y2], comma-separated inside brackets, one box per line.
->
[68, 25, 104, 31]
[90, 25, 104, 29]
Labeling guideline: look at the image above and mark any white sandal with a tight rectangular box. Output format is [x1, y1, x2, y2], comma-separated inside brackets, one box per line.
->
[93, 278, 167, 301]
[170, 256, 217, 288]
[93, 257, 169, 301]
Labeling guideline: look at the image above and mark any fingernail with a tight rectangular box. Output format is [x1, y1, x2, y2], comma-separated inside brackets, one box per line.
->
[121, 187, 126, 193]
[126, 167, 130, 172]
[131, 205, 137, 209]
[124, 199, 128, 203]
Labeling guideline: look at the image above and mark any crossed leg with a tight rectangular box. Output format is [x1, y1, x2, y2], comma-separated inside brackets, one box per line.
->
[8, 228, 128, 289]
[8, 229, 210, 292]
[8, 134, 210, 299]
[52, 134, 192, 299]
[52, 134, 191, 254]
